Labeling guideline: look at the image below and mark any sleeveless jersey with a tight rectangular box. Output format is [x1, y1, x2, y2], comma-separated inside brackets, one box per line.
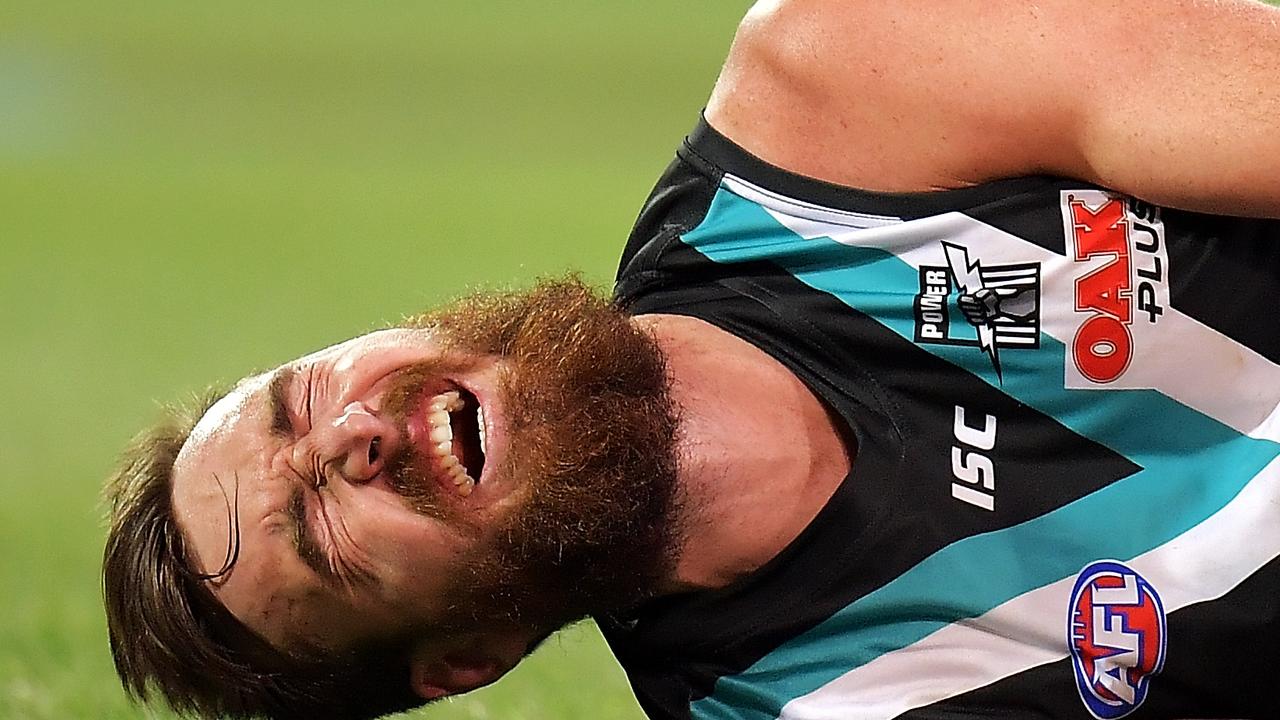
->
[601, 116, 1280, 720]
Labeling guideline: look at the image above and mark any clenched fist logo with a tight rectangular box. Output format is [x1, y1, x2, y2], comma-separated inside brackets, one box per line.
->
[957, 286, 1037, 326]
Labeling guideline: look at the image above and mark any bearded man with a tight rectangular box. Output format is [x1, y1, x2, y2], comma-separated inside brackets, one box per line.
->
[104, 1, 1280, 719]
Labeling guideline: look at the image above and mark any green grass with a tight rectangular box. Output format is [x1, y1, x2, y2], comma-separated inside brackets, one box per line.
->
[0, 2, 745, 718]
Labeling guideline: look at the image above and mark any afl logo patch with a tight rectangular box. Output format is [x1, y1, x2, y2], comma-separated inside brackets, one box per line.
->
[1067, 560, 1166, 719]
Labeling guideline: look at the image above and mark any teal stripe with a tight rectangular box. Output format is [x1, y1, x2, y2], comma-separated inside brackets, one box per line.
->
[683, 187, 1279, 720]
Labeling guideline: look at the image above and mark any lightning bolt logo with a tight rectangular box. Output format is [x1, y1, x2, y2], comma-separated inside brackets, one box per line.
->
[942, 241, 1002, 380]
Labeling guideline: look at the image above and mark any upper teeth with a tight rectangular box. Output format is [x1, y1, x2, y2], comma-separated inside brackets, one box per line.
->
[425, 390, 475, 496]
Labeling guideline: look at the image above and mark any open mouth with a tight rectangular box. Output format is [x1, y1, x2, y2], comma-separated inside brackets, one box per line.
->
[421, 387, 487, 496]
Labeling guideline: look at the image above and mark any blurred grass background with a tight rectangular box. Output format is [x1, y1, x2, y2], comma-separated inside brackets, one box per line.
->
[0, 2, 747, 718]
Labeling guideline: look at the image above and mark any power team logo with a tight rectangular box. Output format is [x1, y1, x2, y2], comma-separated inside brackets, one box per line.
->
[1061, 191, 1169, 387]
[914, 241, 1041, 380]
[1067, 560, 1167, 719]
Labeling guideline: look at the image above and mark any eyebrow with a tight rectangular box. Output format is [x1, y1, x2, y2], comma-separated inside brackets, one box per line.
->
[284, 485, 341, 587]
[267, 366, 299, 437]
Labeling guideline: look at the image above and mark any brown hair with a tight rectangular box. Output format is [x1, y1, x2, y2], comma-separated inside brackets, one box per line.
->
[101, 390, 424, 719]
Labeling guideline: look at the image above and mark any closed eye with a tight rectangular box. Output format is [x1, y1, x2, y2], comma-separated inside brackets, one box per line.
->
[317, 502, 379, 592]
[286, 484, 378, 592]
[286, 486, 339, 586]
[303, 367, 317, 431]
[311, 452, 329, 490]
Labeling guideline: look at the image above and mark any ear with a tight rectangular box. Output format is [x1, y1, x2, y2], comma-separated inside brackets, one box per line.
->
[407, 638, 526, 700]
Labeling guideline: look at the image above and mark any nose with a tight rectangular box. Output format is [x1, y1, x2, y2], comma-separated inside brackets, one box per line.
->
[315, 401, 395, 483]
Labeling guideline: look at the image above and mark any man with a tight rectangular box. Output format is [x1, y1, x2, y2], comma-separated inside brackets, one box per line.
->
[104, 1, 1280, 718]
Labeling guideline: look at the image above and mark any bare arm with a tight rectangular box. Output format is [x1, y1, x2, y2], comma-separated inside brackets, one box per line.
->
[707, 0, 1280, 217]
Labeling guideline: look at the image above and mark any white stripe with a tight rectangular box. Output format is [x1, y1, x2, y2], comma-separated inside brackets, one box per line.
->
[779, 454, 1280, 720]
[983, 277, 1036, 288]
[722, 174, 902, 229]
[995, 336, 1038, 346]
[746, 202, 1280, 442]
[981, 267, 1038, 277]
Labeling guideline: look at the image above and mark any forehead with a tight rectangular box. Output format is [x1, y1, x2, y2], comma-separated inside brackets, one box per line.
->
[170, 369, 273, 576]
[182, 373, 270, 462]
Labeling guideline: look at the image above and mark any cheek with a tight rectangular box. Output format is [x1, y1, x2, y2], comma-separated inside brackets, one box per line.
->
[231, 573, 353, 653]
[334, 330, 443, 387]
[343, 494, 473, 587]
[270, 586, 340, 644]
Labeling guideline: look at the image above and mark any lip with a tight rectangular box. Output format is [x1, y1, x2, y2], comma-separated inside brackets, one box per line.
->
[402, 384, 467, 498]
[452, 375, 506, 500]
[399, 373, 506, 504]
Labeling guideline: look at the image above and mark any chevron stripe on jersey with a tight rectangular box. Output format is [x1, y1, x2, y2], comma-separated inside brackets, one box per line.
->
[786, 453, 1280, 720]
[679, 178, 1280, 720]
[608, 264, 1142, 717]
[714, 174, 1280, 437]
[896, 554, 1280, 720]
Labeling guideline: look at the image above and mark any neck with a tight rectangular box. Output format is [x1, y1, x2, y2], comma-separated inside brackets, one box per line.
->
[633, 313, 853, 594]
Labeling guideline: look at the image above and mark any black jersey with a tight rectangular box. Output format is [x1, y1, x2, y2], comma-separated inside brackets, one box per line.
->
[602, 116, 1280, 720]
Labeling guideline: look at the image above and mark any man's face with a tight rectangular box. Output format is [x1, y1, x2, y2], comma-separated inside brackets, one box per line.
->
[170, 280, 681, 669]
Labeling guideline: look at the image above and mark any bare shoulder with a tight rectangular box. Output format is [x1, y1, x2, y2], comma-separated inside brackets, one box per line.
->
[705, 0, 1061, 192]
[706, 0, 1280, 208]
